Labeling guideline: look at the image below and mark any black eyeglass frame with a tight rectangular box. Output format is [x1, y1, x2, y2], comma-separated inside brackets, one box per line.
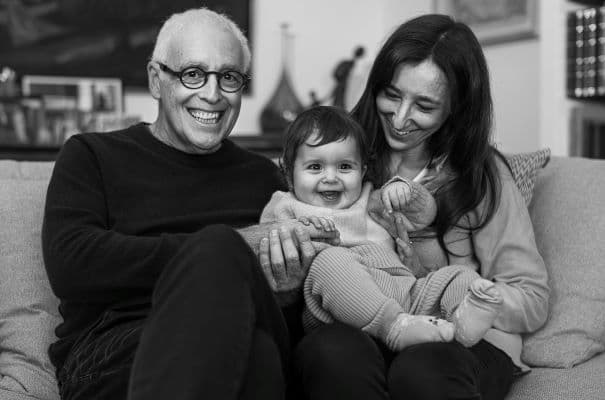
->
[156, 62, 250, 93]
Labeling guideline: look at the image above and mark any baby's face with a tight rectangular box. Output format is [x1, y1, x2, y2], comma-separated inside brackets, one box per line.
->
[292, 132, 366, 209]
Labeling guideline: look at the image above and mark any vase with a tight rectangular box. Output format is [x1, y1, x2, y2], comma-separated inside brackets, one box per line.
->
[260, 23, 304, 135]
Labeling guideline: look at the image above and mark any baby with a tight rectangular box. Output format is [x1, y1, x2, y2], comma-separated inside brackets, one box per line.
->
[260, 106, 503, 350]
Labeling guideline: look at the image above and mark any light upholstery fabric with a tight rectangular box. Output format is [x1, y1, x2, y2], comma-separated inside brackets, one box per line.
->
[0, 160, 60, 400]
[1, 156, 604, 400]
[507, 352, 605, 400]
[505, 148, 551, 205]
[522, 156, 605, 368]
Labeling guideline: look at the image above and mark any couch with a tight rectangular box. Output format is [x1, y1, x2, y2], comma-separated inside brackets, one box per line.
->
[0, 155, 604, 400]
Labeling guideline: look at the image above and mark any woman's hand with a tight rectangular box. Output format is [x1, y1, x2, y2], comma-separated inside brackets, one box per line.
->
[381, 180, 412, 213]
[393, 214, 431, 278]
[257, 220, 340, 305]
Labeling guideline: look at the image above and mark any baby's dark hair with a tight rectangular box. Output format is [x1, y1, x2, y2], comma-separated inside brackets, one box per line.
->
[280, 105, 369, 184]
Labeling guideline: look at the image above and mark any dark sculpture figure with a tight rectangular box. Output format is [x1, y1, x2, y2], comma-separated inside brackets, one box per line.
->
[308, 46, 365, 109]
[331, 46, 365, 108]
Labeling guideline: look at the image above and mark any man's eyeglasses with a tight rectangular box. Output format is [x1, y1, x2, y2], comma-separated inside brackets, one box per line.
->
[156, 62, 249, 93]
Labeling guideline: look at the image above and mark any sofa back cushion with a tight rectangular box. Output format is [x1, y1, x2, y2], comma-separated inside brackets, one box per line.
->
[0, 160, 60, 399]
[522, 156, 605, 368]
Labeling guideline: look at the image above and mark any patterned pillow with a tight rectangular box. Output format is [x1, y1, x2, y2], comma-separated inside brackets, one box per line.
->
[505, 148, 551, 205]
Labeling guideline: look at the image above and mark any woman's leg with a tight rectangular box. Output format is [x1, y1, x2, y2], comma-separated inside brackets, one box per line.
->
[293, 323, 389, 400]
[387, 340, 516, 400]
[129, 224, 289, 400]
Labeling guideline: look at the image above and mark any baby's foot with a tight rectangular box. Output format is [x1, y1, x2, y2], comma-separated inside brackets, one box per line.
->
[453, 278, 503, 347]
[385, 313, 455, 351]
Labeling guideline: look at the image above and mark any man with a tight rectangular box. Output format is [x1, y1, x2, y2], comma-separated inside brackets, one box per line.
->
[42, 8, 337, 400]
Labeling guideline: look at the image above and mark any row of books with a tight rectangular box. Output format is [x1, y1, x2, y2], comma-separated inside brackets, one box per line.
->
[567, 6, 605, 99]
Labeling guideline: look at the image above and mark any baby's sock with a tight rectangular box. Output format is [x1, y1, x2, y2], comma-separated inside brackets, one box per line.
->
[385, 313, 455, 351]
[453, 278, 503, 347]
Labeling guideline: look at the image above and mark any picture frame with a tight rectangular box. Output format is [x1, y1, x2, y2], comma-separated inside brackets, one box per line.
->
[433, 0, 539, 45]
[0, 0, 251, 89]
[0, 75, 128, 148]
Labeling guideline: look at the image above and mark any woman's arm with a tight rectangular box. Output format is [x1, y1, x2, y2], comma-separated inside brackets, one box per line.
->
[471, 161, 550, 333]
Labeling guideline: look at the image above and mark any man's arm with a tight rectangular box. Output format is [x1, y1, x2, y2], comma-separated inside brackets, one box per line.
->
[42, 137, 193, 303]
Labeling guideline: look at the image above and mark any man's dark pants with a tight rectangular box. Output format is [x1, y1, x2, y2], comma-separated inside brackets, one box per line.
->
[57, 225, 300, 400]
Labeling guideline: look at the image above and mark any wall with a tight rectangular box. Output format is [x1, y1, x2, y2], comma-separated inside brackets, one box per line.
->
[123, 0, 546, 153]
[486, 40, 540, 153]
[123, 0, 386, 134]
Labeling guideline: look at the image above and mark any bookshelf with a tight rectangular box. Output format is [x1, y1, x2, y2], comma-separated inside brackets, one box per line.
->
[0, 134, 283, 161]
[565, 1, 605, 158]
[566, 1, 605, 102]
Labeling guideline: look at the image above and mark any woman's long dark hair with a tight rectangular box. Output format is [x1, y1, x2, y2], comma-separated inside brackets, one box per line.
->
[351, 14, 502, 256]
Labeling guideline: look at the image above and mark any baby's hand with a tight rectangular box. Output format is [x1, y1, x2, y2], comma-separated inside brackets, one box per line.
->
[381, 180, 413, 214]
[298, 216, 336, 232]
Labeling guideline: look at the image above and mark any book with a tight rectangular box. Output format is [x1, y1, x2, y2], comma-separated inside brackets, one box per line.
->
[574, 9, 585, 98]
[567, 11, 578, 98]
[597, 7, 605, 96]
[582, 8, 598, 97]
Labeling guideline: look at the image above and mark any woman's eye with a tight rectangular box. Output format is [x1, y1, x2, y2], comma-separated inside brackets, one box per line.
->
[384, 89, 400, 99]
[417, 103, 435, 112]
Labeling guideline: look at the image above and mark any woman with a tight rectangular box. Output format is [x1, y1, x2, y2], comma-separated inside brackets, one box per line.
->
[293, 14, 549, 400]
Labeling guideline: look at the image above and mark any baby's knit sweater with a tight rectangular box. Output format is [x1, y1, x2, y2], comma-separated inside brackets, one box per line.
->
[260, 181, 436, 248]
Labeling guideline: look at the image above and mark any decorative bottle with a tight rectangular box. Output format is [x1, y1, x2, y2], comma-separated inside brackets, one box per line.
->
[260, 23, 304, 135]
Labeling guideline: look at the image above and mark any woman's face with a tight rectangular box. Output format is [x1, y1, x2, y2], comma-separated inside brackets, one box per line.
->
[376, 59, 450, 156]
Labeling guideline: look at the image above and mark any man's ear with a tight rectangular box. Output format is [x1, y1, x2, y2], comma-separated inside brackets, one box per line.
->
[148, 61, 161, 100]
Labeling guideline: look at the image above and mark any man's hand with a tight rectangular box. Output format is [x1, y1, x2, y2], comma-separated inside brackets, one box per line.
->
[239, 220, 339, 306]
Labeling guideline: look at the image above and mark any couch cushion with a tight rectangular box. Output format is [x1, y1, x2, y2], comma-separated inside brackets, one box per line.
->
[0, 160, 60, 399]
[507, 352, 605, 400]
[522, 156, 605, 368]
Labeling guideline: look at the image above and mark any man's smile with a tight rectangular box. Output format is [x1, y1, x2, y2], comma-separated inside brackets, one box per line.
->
[188, 109, 223, 124]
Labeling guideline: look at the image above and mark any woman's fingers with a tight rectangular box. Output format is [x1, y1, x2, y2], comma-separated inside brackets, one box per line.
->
[381, 189, 394, 214]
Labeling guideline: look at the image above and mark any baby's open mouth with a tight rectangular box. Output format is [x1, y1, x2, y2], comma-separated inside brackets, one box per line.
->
[319, 191, 340, 202]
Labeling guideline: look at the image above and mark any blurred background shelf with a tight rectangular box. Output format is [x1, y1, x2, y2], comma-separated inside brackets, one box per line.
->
[0, 134, 283, 161]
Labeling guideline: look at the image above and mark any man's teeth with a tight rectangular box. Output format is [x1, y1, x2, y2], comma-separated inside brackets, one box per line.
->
[190, 110, 221, 123]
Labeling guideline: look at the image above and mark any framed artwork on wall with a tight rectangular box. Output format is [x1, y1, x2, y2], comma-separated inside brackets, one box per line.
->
[0, 0, 251, 89]
[433, 0, 539, 45]
[0, 75, 138, 148]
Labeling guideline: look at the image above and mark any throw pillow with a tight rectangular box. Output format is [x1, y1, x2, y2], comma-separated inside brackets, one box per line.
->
[522, 156, 605, 368]
[504, 148, 551, 205]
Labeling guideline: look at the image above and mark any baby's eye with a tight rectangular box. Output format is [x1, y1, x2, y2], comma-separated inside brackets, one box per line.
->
[339, 163, 353, 170]
[307, 164, 321, 170]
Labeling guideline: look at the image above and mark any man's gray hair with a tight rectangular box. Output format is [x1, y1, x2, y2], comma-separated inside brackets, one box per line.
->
[151, 7, 251, 72]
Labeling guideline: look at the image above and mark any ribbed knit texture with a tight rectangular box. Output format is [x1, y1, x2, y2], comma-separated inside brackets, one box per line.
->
[303, 243, 481, 338]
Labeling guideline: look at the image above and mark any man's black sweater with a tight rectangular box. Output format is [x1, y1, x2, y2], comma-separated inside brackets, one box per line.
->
[42, 123, 285, 370]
